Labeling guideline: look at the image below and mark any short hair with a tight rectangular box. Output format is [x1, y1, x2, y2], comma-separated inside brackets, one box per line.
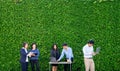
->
[23, 42, 28, 47]
[88, 40, 94, 44]
[62, 43, 68, 46]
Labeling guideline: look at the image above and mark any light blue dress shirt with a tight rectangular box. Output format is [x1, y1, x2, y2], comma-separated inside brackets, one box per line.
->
[58, 47, 74, 61]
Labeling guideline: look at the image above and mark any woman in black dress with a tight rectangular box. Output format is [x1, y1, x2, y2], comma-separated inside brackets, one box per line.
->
[50, 44, 60, 71]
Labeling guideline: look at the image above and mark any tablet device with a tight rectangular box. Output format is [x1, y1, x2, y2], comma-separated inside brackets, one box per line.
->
[96, 47, 101, 53]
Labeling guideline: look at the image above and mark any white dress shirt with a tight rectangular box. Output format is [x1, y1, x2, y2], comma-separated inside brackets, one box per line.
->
[83, 44, 94, 58]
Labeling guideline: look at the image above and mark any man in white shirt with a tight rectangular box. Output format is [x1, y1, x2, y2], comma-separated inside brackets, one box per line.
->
[83, 40, 96, 71]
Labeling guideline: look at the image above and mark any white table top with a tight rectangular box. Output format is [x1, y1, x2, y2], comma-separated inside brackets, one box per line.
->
[49, 62, 72, 64]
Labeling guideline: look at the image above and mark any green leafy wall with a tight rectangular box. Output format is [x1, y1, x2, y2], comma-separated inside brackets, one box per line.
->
[0, 0, 120, 71]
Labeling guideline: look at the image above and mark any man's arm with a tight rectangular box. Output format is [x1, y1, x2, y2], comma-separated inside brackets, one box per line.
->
[92, 47, 97, 56]
[57, 49, 64, 61]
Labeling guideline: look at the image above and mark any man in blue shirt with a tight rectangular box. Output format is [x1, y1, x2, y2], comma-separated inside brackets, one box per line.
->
[57, 43, 74, 71]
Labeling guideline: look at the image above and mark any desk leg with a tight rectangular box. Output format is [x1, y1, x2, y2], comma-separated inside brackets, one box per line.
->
[49, 64, 50, 71]
[70, 64, 71, 71]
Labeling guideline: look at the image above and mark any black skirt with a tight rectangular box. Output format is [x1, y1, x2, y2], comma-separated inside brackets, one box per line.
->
[52, 64, 58, 66]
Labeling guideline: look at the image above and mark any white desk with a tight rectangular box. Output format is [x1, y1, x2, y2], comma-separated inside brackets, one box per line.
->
[49, 62, 72, 71]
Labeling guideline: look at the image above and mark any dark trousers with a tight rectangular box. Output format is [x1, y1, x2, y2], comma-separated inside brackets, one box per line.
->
[20, 62, 28, 71]
[30, 60, 40, 71]
[64, 58, 73, 71]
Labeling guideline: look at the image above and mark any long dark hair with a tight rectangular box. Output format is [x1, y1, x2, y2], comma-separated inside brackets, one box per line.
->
[52, 44, 58, 51]
[31, 43, 37, 50]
